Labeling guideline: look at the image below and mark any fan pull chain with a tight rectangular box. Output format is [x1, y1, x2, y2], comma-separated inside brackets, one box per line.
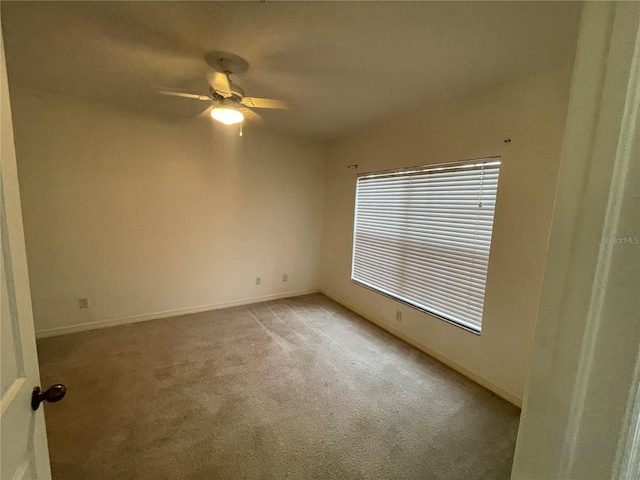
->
[239, 122, 243, 137]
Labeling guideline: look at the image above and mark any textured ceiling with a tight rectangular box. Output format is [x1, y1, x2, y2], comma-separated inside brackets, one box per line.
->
[1, 1, 581, 141]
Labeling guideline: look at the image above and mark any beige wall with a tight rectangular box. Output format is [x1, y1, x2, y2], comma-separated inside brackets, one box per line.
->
[320, 69, 572, 404]
[10, 91, 326, 336]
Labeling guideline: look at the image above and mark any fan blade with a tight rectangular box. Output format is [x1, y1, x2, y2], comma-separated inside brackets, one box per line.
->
[239, 107, 262, 123]
[207, 71, 232, 97]
[197, 106, 214, 119]
[158, 91, 210, 101]
[241, 97, 289, 110]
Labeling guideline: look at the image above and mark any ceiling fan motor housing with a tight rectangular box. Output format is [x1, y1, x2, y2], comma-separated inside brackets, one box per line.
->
[210, 85, 245, 105]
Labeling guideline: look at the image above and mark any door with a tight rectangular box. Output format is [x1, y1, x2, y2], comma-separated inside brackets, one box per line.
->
[511, 2, 640, 479]
[1, 26, 52, 479]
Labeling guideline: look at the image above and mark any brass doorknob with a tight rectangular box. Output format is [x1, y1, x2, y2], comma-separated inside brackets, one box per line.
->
[31, 384, 67, 411]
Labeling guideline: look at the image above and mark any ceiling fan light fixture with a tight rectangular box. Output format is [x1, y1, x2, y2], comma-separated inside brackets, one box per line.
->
[210, 106, 244, 125]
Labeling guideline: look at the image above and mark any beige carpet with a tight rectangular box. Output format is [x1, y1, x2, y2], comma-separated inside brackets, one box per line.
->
[37, 293, 520, 479]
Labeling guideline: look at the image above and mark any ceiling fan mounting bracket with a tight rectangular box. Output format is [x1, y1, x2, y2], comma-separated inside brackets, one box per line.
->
[205, 51, 249, 74]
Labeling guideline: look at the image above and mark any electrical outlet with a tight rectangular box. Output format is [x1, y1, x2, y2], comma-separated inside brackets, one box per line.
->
[255, 277, 261, 286]
[282, 273, 288, 282]
[79, 297, 90, 309]
[395, 310, 402, 322]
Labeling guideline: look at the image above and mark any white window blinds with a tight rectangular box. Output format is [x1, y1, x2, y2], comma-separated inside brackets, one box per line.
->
[351, 158, 501, 332]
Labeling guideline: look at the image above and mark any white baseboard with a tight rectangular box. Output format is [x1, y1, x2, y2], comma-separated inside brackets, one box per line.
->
[320, 288, 522, 408]
[35, 289, 320, 339]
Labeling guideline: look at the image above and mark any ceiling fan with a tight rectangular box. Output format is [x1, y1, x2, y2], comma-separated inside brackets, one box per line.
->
[158, 52, 289, 126]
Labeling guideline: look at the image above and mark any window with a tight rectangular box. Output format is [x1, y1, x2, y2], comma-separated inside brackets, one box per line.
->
[351, 158, 501, 332]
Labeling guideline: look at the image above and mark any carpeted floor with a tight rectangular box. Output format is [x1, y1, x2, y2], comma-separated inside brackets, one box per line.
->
[37, 293, 520, 479]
